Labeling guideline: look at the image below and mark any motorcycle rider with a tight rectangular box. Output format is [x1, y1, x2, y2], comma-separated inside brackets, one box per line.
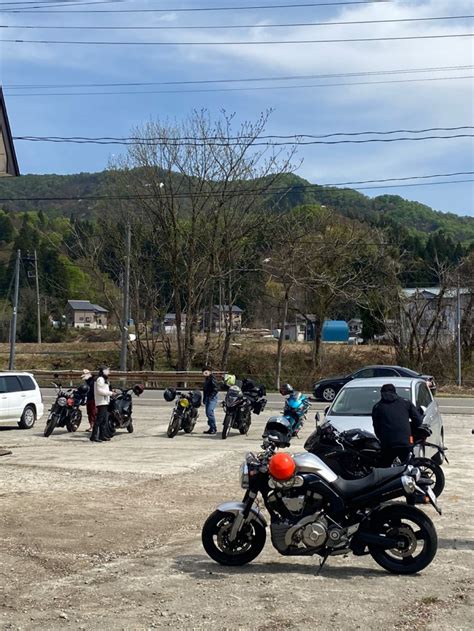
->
[202, 365, 219, 435]
[81, 369, 96, 432]
[372, 383, 423, 466]
[91, 365, 114, 443]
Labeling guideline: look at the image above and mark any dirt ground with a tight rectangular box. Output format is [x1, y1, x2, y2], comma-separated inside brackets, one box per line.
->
[0, 405, 473, 631]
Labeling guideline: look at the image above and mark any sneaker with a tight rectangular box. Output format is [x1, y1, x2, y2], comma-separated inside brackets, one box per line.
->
[203, 429, 217, 435]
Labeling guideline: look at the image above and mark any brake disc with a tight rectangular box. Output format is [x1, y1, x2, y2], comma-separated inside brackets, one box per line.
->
[388, 525, 418, 557]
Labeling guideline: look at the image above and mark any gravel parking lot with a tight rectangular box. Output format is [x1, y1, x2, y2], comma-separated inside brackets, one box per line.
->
[0, 403, 473, 630]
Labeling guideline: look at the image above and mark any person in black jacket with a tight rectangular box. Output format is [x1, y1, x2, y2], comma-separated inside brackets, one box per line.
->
[202, 365, 219, 435]
[372, 383, 424, 467]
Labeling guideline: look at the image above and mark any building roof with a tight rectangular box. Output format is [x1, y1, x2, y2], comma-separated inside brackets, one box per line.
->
[0, 88, 20, 177]
[213, 305, 243, 313]
[402, 287, 471, 299]
[67, 300, 108, 313]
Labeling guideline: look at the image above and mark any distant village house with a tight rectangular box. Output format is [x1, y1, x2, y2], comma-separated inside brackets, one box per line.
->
[66, 300, 109, 329]
[201, 305, 243, 333]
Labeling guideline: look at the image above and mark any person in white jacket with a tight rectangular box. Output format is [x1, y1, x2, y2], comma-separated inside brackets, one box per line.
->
[91, 365, 114, 442]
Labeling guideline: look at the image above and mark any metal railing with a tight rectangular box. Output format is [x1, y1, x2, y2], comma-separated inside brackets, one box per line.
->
[30, 370, 223, 389]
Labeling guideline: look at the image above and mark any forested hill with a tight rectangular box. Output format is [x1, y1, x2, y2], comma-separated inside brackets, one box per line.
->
[0, 170, 473, 244]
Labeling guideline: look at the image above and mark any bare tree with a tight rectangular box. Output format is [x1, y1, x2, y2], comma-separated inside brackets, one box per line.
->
[114, 109, 296, 370]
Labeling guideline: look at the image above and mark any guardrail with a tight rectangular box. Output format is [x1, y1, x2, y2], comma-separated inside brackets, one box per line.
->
[30, 370, 224, 389]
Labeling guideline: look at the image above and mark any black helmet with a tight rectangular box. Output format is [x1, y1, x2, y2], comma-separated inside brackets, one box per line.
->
[133, 384, 145, 397]
[163, 387, 176, 402]
[77, 384, 89, 395]
[279, 383, 294, 396]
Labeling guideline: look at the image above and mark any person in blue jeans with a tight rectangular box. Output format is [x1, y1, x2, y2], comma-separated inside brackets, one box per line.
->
[202, 365, 219, 435]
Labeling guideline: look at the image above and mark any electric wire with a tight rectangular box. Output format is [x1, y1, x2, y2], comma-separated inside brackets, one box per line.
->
[3, 14, 473, 30]
[1, 172, 473, 202]
[1, 1, 396, 15]
[11, 134, 474, 146]
[3, 33, 474, 45]
[4, 64, 473, 90]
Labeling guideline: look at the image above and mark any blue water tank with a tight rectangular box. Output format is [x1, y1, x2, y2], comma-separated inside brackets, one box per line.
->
[322, 320, 349, 343]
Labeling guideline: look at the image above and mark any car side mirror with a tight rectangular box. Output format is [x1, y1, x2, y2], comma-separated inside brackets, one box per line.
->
[315, 412, 321, 427]
[324, 406, 330, 415]
[418, 405, 427, 416]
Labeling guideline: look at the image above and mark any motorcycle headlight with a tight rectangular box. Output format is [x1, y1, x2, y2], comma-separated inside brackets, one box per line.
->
[240, 462, 250, 489]
[57, 397, 67, 407]
[179, 398, 190, 408]
[401, 475, 416, 494]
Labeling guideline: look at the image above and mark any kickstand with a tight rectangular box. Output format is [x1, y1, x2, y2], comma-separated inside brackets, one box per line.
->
[316, 553, 329, 576]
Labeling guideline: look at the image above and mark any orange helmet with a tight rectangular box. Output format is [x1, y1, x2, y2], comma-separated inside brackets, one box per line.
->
[268, 452, 296, 481]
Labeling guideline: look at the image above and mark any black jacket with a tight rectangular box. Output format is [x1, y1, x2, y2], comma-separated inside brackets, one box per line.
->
[372, 392, 423, 448]
[203, 374, 219, 403]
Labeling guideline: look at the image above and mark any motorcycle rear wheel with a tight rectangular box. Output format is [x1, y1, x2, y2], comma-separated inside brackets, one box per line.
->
[222, 414, 233, 440]
[368, 504, 437, 574]
[202, 510, 266, 566]
[167, 414, 180, 438]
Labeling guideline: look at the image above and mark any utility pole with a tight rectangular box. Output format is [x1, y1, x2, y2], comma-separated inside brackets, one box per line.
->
[34, 250, 41, 344]
[456, 278, 462, 387]
[9, 249, 20, 370]
[120, 221, 131, 371]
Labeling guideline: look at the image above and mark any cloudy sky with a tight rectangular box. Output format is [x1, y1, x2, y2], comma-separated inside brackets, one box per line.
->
[1, 0, 473, 214]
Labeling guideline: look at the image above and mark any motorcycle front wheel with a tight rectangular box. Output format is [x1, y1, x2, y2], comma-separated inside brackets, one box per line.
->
[222, 413, 233, 440]
[126, 421, 134, 433]
[411, 457, 445, 497]
[66, 409, 82, 433]
[44, 413, 58, 438]
[368, 504, 437, 574]
[202, 510, 266, 566]
[167, 413, 180, 438]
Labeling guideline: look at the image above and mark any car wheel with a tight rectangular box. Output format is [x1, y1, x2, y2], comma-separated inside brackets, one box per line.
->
[322, 387, 336, 402]
[18, 404, 36, 429]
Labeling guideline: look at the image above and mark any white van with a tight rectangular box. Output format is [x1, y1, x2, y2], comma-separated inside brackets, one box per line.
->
[0, 372, 44, 429]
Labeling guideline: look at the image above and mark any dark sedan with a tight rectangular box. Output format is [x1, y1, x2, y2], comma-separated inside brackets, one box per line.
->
[313, 365, 436, 402]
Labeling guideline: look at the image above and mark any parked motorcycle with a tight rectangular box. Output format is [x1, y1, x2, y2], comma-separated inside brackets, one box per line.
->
[222, 381, 267, 440]
[44, 382, 88, 437]
[108, 384, 144, 434]
[261, 385, 310, 445]
[304, 420, 447, 497]
[164, 388, 202, 438]
[202, 441, 440, 575]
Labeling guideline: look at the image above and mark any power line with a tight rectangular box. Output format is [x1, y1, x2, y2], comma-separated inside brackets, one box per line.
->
[1, 173, 473, 203]
[11, 134, 474, 147]
[5, 75, 474, 97]
[2, 1, 395, 15]
[3, 14, 473, 30]
[3, 33, 474, 46]
[4, 64, 473, 90]
[13, 127, 474, 143]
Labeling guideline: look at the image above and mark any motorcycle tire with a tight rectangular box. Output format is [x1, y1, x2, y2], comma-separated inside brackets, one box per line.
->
[66, 410, 82, 433]
[202, 510, 266, 566]
[222, 414, 233, 440]
[167, 414, 180, 438]
[127, 422, 134, 434]
[412, 457, 445, 497]
[368, 504, 437, 575]
[44, 414, 58, 438]
[239, 422, 251, 435]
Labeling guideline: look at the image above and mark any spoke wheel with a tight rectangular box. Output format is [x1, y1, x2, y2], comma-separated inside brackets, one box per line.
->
[202, 511, 266, 566]
[412, 457, 445, 497]
[167, 412, 180, 438]
[369, 504, 437, 574]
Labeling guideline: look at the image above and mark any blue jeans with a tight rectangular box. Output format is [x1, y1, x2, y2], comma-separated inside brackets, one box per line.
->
[205, 395, 218, 432]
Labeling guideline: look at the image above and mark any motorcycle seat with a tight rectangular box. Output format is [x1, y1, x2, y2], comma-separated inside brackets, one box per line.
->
[331, 465, 407, 499]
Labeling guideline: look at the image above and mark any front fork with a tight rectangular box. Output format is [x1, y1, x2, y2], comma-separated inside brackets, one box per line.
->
[228, 491, 257, 542]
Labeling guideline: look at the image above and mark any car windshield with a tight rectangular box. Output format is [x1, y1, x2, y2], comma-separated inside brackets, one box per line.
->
[330, 386, 412, 416]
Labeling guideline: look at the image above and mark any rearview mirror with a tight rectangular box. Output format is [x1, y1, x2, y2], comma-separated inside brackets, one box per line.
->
[324, 406, 330, 415]
[419, 405, 427, 415]
[315, 412, 321, 427]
